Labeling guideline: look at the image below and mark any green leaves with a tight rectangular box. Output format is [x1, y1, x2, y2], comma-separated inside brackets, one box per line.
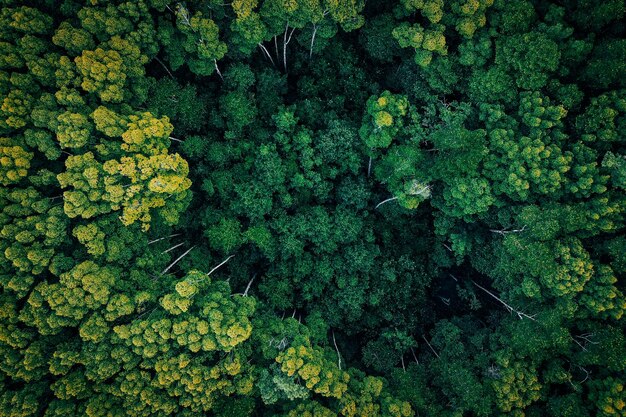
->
[359, 91, 409, 149]
[495, 31, 560, 90]
[276, 344, 350, 398]
[0, 138, 32, 185]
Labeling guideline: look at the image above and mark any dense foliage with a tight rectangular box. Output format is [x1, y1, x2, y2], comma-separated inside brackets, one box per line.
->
[0, 0, 625, 416]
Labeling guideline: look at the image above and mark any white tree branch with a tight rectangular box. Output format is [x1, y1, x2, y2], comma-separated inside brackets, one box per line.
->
[162, 241, 185, 254]
[422, 335, 440, 358]
[207, 254, 235, 276]
[375, 196, 398, 209]
[160, 245, 196, 276]
[148, 233, 181, 245]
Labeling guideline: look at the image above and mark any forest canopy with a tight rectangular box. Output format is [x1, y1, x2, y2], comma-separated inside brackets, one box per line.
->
[0, 0, 625, 416]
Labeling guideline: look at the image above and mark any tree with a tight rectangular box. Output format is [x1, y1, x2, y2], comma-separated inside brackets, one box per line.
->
[359, 91, 409, 149]
[57, 109, 192, 230]
[159, 5, 228, 76]
[276, 344, 350, 399]
[0, 137, 32, 185]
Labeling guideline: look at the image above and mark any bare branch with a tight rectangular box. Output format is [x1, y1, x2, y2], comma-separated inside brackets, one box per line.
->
[274, 35, 279, 61]
[169, 136, 184, 143]
[283, 22, 289, 71]
[490, 225, 527, 236]
[422, 335, 440, 359]
[214, 59, 224, 81]
[571, 336, 588, 352]
[575, 333, 599, 345]
[160, 245, 196, 276]
[332, 331, 342, 370]
[375, 196, 398, 209]
[472, 280, 537, 321]
[207, 254, 235, 276]
[410, 347, 419, 365]
[576, 365, 590, 384]
[367, 156, 372, 177]
[243, 274, 256, 296]
[309, 23, 318, 59]
[148, 233, 182, 245]
[286, 26, 296, 45]
[154, 56, 175, 79]
[258, 43, 275, 66]
[162, 241, 185, 254]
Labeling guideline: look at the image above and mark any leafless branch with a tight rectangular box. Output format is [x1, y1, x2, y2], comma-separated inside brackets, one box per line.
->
[332, 331, 342, 370]
[207, 254, 235, 276]
[214, 59, 224, 81]
[258, 43, 275, 66]
[472, 280, 537, 321]
[243, 274, 256, 296]
[162, 241, 185, 254]
[154, 56, 175, 79]
[160, 245, 196, 275]
[422, 335, 440, 358]
[489, 225, 527, 236]
[309, 23, 318, 59]
[149, 233, 182, 245]
[375, 196, 398, 209]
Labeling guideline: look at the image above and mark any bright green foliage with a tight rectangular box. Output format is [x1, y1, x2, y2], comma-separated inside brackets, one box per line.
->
[603, 152, 626, 190]
[579, 264, 626, 320]
[400, 0, 445, 23]
[359, 91, 409, 149]
[120, 111, 172, 154]
[0, 2, 625, 416]
[117, 270, 255, 354]
[392, 22, 446, 67]
[576, 90, 626, 145]
[277, 344, 350, 398]
[74, 48, 126, 103]
[339, 374, 414, 417]
[57, 107, 191, 229]
[0, 138, 32, 185]
[447, 0, 494, 38]
[52, 22, 95, 56]
[324, 0, 366, 31]
[588, 377, 626, 417]
[0, 187, 67, 275]
[440, 176, 494, 217]
[395, 0, 493, 67]
[0, 88, 35, 130]
[58, 149, 192, 228]
[56, 111, 93, 149]
[102, 152, 191, 228]
[57, 152, 114, 220]
[41, 261, 116, 324]
[283, 401, 336, 417]
[491, 353, 542, 413]
[495, 31, 560, 90]
[159, 5, 228, 76]
[480, 93, 571, 201]
[258, 363, 310, 404]
[91, 105, 127, 137]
